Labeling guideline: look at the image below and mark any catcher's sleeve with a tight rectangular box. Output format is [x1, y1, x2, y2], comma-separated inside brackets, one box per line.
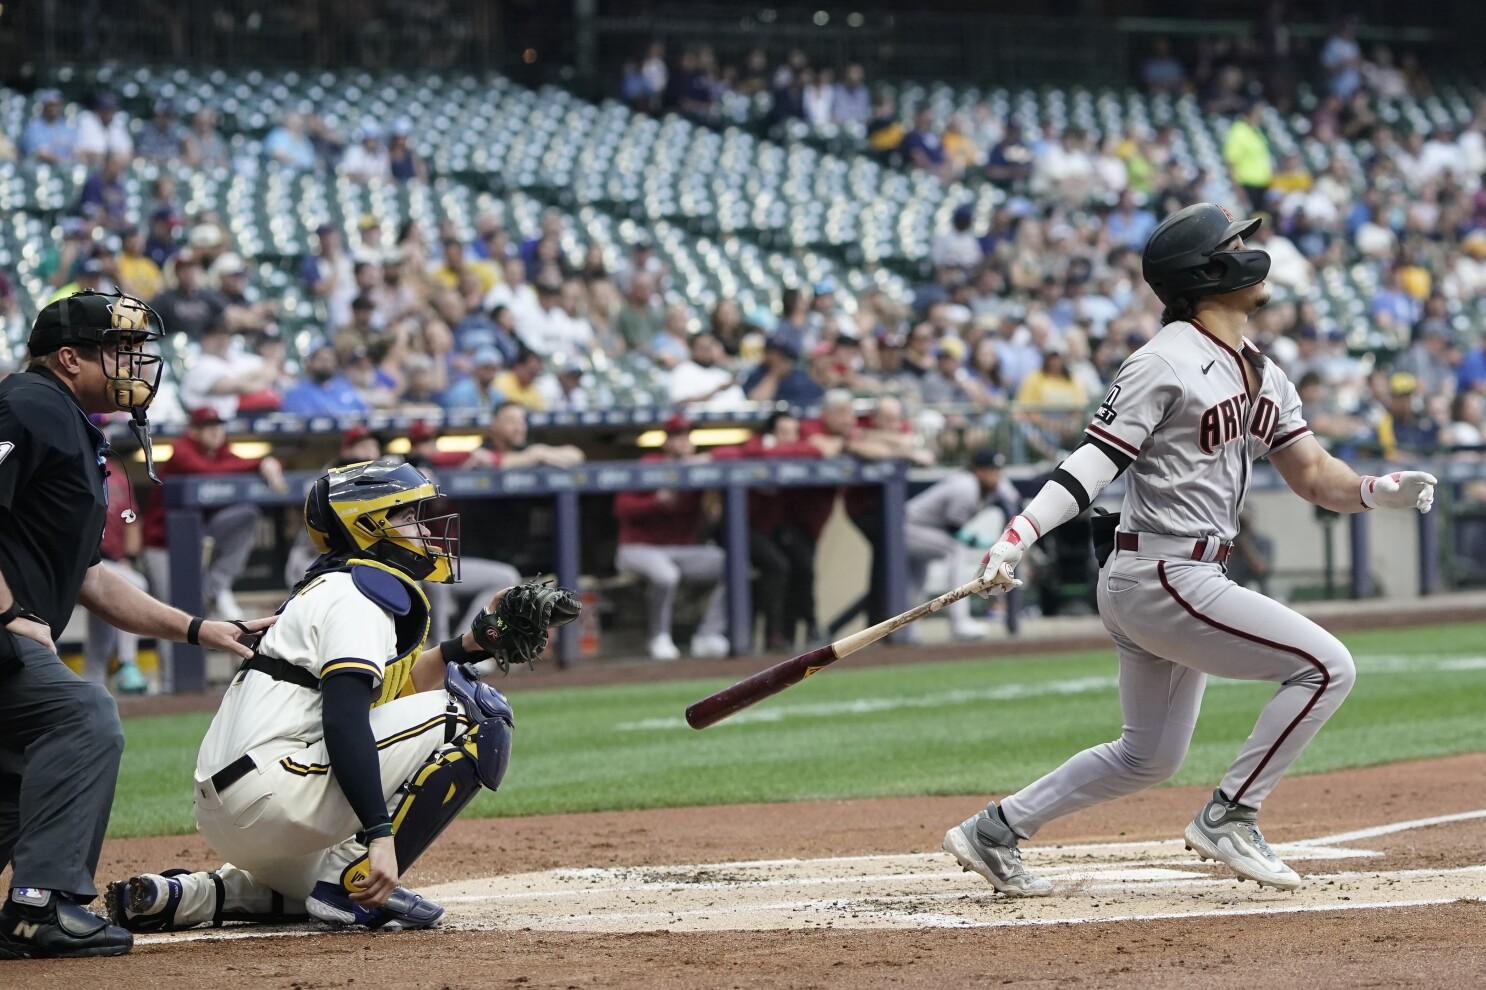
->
[322, 671, 393, 836]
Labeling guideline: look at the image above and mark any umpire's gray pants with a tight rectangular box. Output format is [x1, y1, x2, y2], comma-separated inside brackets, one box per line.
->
[615, 543, 727, 640]
[425, 556, 522, 642]
[0, 634, 125, 898]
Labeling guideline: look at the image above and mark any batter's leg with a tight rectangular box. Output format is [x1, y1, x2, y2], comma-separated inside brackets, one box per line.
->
[1134, 561, 1356, 809]
[998, 632, 1206, 838]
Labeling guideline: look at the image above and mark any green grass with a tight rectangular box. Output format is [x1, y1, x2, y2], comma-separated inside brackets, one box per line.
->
[110, 622, 1486, 838]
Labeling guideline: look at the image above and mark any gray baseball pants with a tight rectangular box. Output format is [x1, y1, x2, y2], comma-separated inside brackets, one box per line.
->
[615, 543, 727, 640]
[84, 559, 150, 683]
[425, 556, 522, 642]
[1000, 549, 1355, 837]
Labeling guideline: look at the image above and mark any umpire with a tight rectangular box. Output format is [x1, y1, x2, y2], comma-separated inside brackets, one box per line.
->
[0, 290, 271, 960]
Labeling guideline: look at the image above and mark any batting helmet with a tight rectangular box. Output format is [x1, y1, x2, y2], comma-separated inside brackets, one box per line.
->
[304, 458, 461, 583]
[1141, 203, 1270, 304]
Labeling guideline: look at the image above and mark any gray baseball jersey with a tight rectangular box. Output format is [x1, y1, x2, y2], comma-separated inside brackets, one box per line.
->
[1084, 320, 1311, 541]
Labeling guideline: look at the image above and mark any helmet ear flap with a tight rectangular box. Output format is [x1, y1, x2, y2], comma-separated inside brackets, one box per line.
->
[304, 475, 338, 554]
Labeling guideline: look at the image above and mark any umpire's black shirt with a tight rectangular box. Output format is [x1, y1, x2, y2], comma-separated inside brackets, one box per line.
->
[0, 367, 109, 638]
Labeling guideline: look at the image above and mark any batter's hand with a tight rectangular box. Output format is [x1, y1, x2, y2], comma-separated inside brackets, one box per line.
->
[974, 541, 1024, 598]
[1362, 472, 1437, 513]
[5, 615, 56, 654]
[196, 615, 278, 659]
[350, 835, 399, 908]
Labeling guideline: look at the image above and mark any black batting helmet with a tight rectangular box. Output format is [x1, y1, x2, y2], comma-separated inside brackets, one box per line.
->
[1141, 203, 1270, 304]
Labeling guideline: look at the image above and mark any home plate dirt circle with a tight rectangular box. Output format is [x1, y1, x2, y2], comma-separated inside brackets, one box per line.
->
[414, 809, 1486, 933]
[129, 807, 1486, 943]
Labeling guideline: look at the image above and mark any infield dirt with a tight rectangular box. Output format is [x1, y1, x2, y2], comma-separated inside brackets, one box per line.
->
[3, 752, 1480, 988]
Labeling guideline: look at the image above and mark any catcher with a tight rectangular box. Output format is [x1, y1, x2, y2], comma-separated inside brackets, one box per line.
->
[105, 458, 580, 931]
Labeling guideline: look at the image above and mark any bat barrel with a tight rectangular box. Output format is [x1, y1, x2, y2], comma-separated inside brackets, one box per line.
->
[685, 645, 837, 729]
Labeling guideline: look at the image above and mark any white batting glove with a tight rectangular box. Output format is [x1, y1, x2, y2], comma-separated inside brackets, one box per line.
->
[1360, 472, 1437, 513]
[974, 540, 1024, 598]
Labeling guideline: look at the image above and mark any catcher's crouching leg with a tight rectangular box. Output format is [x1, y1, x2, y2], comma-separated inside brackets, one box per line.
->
[335, 663, 513, 896]
[106, 866, 306, 932]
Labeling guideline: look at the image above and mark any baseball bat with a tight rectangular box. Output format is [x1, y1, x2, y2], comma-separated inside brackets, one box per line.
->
[684, 572, 1003, 729]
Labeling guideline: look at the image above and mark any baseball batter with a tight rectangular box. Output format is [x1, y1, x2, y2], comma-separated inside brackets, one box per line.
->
[105, 459, 579, 931]
[943, 203, 1437, 894]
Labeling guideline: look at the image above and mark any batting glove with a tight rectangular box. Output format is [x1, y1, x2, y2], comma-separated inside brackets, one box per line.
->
[1360, 471, 1437, 513]
[974, 540, 1024, 598]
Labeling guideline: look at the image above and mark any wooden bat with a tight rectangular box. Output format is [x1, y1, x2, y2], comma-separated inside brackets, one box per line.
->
[684, 572, 1005, 729]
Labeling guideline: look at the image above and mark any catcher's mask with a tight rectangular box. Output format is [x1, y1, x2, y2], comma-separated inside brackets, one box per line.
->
[305, 458, 462, 583]
[29, 288, 167, 480]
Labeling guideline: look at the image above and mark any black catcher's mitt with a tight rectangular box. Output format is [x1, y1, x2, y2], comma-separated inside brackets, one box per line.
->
[471, 581, 583, 672]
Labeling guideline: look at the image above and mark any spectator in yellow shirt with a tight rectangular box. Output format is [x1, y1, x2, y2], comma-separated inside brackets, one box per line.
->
[494, 347, 547, 411]
[118, 226, 165, 301]
[1223, 102, 1274, 212]
[1015, 347, 1088, 410]
[430, 237, 498, 296]
[942, 115, 980, 179]
[1015, 345, 1089, 450]
[1270, 151, 1313, 196]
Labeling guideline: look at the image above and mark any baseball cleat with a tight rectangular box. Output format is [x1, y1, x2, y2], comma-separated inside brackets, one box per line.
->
[105, 870, 188, 932]
[114, 661, 149, 695]
[1184, 789, 1301, 891]
[305, 880, 444, 930]
[943, 802, 1052, 896]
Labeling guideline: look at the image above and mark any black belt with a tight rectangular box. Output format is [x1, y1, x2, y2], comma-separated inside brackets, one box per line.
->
[210, 754, 256, 793]
[239, 653, 321, 691]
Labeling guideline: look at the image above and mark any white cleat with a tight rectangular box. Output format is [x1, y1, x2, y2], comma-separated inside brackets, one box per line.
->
[688, 633, 730, 658]
[647, 634, 681, 661]
[1184, 789, 1301, 891]
[942, 802, 1053, 897]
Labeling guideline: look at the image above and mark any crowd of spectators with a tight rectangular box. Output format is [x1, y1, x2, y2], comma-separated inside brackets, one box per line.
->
[7, 23, 1486, 679]
[9, 46, 1486, 467]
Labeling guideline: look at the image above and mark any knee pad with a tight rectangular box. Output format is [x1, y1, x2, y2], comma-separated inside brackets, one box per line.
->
[340, 743, 483, 892]
[443, 662, 515, 791]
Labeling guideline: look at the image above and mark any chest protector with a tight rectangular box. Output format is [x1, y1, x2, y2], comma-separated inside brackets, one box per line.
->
[251, 558, 431, 707]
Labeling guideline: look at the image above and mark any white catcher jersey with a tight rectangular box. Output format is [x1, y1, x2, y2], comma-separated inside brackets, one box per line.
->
[1084, 319, 1311, 542]
[196, 572, 398, 777]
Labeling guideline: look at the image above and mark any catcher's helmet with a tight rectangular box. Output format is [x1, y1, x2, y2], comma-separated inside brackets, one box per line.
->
[304, 458, 461, 583]
[1141, 203, 1270, 305]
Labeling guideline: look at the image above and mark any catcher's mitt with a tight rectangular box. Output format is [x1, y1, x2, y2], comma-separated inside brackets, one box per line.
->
[471, 581, 582, 672]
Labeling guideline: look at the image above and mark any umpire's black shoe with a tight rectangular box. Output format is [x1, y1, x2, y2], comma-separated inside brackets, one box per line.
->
[0, 890, 134, 959]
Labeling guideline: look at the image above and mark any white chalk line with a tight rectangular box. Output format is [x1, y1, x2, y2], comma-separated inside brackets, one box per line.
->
[860, 897, 1486, 930]
[1294, 808, 1486, 847]
[625, 654, 1486, 730]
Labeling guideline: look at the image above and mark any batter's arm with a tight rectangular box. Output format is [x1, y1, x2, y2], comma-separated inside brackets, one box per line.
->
[1269, 435, 1369, 513]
